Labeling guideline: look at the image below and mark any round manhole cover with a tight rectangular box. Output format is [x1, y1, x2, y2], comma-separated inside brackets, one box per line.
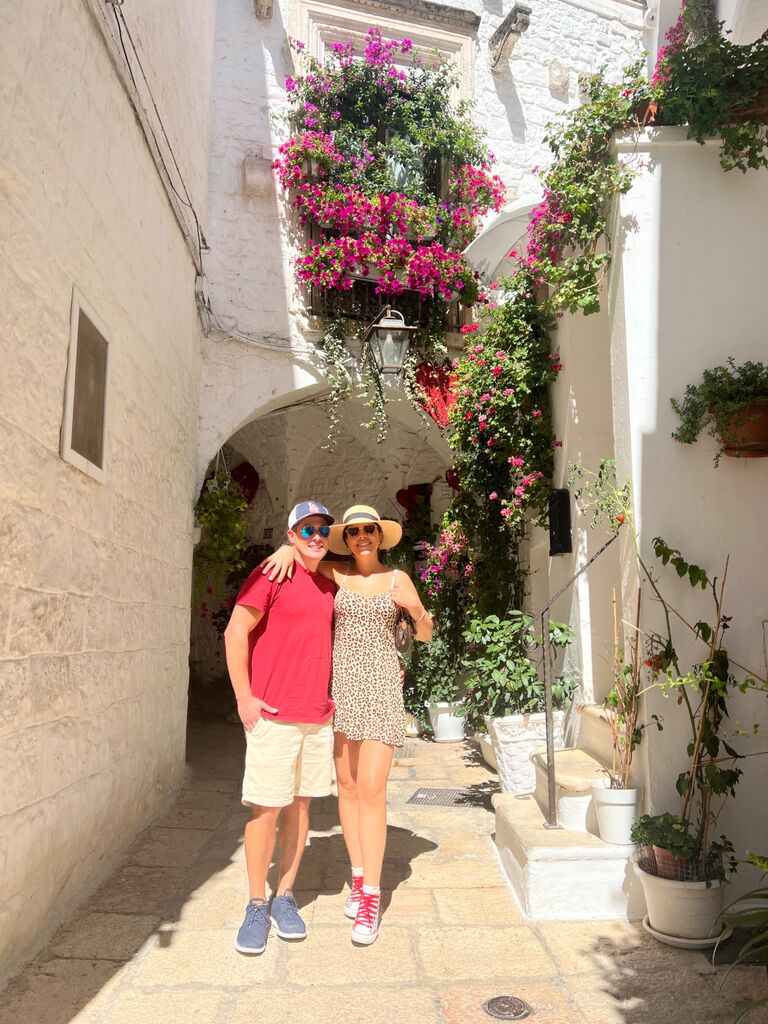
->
[483, 995, 533, 1020]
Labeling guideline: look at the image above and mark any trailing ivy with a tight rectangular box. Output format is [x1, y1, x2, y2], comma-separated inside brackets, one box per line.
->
[318, 315, 351, 451]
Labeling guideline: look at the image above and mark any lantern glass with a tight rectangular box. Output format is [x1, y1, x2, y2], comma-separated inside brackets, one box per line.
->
[369, 310, 414, 376]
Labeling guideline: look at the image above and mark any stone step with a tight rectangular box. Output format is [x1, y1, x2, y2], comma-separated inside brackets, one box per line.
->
[531, 746, 608, 833]
[493, 792, 646, 922]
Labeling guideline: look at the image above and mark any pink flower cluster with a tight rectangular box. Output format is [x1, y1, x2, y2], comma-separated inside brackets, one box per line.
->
[450, 164, 507, 216]
[407, 243, 471, 301]
[498, 462, 545, 520]
[418, 521, 469, 598]
[521, 189, 573, 283]
[292, 184, 438, 240]
[651, 6, 687, 88]
[272, 132, 344, 189]
[318, 29, 411, 88]
[298, 235, 475, 299]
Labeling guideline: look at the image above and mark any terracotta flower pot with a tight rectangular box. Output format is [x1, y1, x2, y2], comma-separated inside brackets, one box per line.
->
[653, 846, 694, 881]
[638, 845, 657, 874]
[715, 398, 768, 458]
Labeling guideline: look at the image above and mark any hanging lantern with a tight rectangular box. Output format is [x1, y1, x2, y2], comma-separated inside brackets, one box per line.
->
[363, 307, 418, 378]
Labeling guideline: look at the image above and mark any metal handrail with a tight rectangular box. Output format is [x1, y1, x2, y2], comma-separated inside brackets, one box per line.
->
[537, 531, 620, 828]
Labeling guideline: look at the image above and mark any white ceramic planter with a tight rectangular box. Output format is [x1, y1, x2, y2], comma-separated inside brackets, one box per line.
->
[633, 862, 724, 942]
[589, 781, 643, 846]
[404, 713, 421, 738]
[427, 702, 465, 743]
[489, 710, 566, 794]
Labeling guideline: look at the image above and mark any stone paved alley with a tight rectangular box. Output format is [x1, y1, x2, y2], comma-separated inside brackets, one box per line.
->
[1, 721, 767, 1024]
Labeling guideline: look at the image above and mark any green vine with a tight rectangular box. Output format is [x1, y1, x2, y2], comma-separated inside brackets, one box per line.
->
[318, 315, 351, 451]
[193, 471, 249, 599]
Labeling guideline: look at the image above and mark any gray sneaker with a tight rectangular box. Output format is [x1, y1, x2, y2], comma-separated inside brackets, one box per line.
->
[270, 889, 307, 940]
[234, 898, 270, 954]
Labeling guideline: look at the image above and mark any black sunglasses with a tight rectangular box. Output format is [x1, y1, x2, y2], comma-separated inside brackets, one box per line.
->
[344, 524, 379, 538]
[299, 524, 331, 539]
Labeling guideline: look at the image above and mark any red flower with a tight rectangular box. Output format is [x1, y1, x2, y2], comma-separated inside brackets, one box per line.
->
[459, 323, 479, 334]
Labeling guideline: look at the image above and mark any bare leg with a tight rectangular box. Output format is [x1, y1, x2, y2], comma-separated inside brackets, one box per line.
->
[244, 805, 280, 900]
[275, 795, 312, 894]
[334, 732, 363, 868]
[356, 740, 394, 888]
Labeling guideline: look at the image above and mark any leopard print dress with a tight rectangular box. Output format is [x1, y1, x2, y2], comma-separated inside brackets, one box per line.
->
[331, 570, 405, 747]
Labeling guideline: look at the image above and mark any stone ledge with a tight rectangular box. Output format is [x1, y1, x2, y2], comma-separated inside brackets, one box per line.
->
[494, 794, 646, 920]
[530, 746, 607, 795]
[494, 794, 625, 862]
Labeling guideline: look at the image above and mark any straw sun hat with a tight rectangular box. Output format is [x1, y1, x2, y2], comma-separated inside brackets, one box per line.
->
[328, 505, 403, 555]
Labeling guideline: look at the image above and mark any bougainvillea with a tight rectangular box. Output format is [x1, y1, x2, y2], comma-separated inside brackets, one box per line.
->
[418, 521, 470, 598]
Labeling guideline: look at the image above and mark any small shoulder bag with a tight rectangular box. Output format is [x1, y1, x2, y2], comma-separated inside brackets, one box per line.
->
[391, 570, 415, 659]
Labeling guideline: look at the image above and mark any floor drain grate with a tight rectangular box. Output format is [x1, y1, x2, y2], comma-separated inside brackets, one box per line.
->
[483, 995, 532, 1020]
[405, 786, 493, 808]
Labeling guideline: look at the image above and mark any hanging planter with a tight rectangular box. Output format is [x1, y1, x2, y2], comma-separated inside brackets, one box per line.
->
[671, 359, 768, 465]
[714, 398, 768, 458]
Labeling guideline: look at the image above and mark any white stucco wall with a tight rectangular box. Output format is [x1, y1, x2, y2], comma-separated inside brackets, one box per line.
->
[0, 0, 214, 981]
[608, 128, 768, 895]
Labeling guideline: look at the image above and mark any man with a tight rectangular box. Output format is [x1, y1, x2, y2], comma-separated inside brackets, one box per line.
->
[224, 500, 336, 954]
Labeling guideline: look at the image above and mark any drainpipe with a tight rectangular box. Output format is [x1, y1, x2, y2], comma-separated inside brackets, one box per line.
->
[536, 532, 620, 828]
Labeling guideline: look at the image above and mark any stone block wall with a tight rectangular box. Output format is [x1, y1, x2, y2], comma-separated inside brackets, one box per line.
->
[0, 0, 213, 982]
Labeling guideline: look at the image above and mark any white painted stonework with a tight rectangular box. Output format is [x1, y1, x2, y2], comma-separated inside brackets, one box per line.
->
[489, 710, 567, 794]
[548, 128, 768, 901]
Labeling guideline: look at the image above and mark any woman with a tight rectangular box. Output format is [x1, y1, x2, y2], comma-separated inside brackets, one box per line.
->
[261, 504, 433, 945]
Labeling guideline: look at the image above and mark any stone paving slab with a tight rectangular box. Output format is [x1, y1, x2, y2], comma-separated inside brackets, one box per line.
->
[1, 721, 766, 1024]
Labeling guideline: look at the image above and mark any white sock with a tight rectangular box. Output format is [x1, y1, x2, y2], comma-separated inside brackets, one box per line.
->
[362, 884, 380, 896]
[351, 866, 363, 878]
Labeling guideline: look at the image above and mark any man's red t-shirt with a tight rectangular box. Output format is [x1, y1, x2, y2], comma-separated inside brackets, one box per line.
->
[235, 562, 336, 723]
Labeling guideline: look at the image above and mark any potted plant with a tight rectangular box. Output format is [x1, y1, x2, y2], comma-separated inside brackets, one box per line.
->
[631, 813, 699, 880]
[590, 589, 659, 845]
[653, 7, 768, 173]
[568, 464, 764, 944]
[461, 611, 576, 793]
[631, 540, 748, 945]
[671, 358, 768, 464]
[425, 674, 466, 743]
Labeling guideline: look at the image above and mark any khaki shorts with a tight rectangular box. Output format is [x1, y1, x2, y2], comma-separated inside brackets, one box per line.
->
[242, 717, 334, 808]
